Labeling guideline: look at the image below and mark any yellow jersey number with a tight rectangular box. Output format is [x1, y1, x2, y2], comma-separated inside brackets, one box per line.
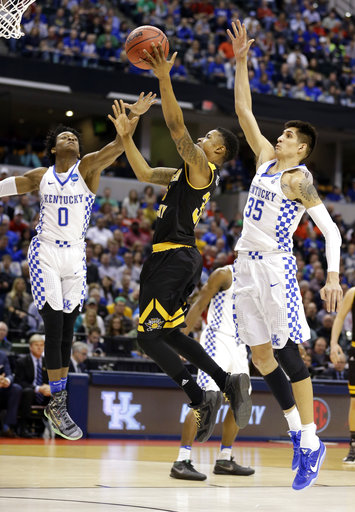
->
[192, 192, 210, 227]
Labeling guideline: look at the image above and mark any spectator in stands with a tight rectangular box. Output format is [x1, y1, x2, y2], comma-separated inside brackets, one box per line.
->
[346, 180, 355, 203]
[311, 336, 330, 369]
[19, 143, 42, 168]
[15, 334, 50, 438]
[326, 185, 346, 202]
[321, 354, 348, 380]
[105, 296, 133, 334]
[0, 254, 21, 278]
[122, 189, 140, 219]
[117, 251, 141, 284]
[82, 326, 105, 356]
[75, 301, 105, 338]
[86, 216, 113, 248]
[98, 252, 119, 283]
[69, 342, 88, 373]
[4, 277, 32, 339]
[0, 321, 11, 353]
[0, 350, 22, 437]
[9, 208, 29, 237]
[316, 314, 335, 345]
[106, 315, 126, 337]
[81, 34, 99, 67]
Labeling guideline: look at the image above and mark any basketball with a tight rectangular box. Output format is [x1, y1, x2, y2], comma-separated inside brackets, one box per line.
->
[125, 25, 169, 70]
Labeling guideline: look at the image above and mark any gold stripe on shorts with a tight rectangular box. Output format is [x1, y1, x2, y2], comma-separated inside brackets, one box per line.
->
[152, 242, 192, 253]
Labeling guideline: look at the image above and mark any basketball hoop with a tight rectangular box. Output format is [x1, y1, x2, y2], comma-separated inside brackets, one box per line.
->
[0, 0, 36, 39]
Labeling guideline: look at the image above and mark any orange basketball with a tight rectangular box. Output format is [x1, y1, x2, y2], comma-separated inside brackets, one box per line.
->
[125, 25, 169, 70]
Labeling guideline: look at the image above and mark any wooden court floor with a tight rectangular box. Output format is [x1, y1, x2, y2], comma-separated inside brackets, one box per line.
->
[0, 438, 354, 512]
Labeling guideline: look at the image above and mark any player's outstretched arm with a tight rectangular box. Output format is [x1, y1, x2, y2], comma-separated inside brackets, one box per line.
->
[80, 92, 157, 192]
[182, 267, 232, 335]
[0, 167, 46, 197]
[109, 100, 176, 186]
[330, 287, 355, 364]
[286, 170, 343, 312]
[144, 43, 211, 188]
[227, 20, 274, 166]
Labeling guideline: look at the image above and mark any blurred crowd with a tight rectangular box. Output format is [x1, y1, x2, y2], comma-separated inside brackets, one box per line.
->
[3, 0, 355, 107]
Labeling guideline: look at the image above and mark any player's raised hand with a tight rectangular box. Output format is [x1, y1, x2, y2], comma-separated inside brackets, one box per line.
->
[124, 91, 157, 116]
[108, 100, 137, 137]
[143, 42, 177, 78]
[227, 20, 254, 60]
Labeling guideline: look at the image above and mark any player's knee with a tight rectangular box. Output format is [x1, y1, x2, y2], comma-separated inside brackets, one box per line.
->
[277, 341, 309, 383]
[251, 345, 275, 373]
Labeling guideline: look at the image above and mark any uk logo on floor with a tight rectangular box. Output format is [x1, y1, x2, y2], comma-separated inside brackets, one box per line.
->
[101, 391, 143, 430]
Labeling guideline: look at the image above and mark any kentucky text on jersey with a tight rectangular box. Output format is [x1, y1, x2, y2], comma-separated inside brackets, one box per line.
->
[42, 194, 84, 204]
[249, 184, 276, 202]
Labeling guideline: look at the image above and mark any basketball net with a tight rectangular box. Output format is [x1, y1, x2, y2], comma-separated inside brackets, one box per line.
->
[0, 0, 36, 39]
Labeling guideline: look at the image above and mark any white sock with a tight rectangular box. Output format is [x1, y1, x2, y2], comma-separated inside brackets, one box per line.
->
[284, 406, 302, 432]
[301, 423, 320, 451]
[177, 446, 192, 461]
[218, 445, 232, 461]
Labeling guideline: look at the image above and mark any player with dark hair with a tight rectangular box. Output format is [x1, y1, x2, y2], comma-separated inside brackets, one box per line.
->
[330, 287, 355, 464]
[45, 125, 83, 165]
[109, 43, 251, 443]
[0, 92, 156, 440]
[228, 21, 342, 490]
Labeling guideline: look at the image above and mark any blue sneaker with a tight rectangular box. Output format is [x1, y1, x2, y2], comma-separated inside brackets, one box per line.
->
[292, 441, 326, 491]
[288, 430, 301, 471]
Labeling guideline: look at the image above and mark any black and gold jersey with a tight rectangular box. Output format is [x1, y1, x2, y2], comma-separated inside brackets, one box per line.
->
[152, 161, 219, 247]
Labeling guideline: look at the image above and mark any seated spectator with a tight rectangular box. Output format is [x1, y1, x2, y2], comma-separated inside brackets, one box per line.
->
[98, 252, 119, 283]
[0, 350, 22, 437]
[311, 336, 330, 369]
[27, 300, 44, 334]
[81, 33, 99, 67]
[9, 208, 29, 237]
[305, 302, 322, 332]
[105, 296, 133, 334]
[4, 277, 32, 339]
[83, 326, 105, 356]
[0, 321, 11, 353]
[106, 315, 126, 337]
[0, 254, 21, 278]
[170, 56, 187, 80]
[86, 217, 113, 248]
[19, 143, 42, 168]
[15, 334, 50, 438]
[100, 275, 116, 306]
[97, 186, 119, 210]
[69, 342, 89, 373]
[117, 251, 141, 284]
[326, 185, 346, 202]
[321, 355, 348, 380]
[85, 245, 99, 284]
[316, 313, 335, 345]
[122, 189, 140, 219]
[74, 306, 105, 339]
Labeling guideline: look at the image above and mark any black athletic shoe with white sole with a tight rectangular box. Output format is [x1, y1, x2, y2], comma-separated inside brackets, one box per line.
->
[213, 457, 255, 476]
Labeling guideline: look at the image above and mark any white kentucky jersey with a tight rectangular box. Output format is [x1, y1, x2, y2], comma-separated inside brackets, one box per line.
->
[236, 160, 311, 254]
[36, 161, 95, 244]
[205, 266, 238, 340]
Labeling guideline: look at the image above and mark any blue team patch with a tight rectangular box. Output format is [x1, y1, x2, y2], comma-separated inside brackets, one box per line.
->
[71, 173, 79, 182]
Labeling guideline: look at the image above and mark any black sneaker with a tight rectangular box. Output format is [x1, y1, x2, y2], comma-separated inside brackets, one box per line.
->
[343, 443, 355, 464]
[44, 390, 83, 441]
[190, 390, 223, 443]
[213, 457, 255, 476]
[224, 373, 252, 429]
[170, 460, 207, 481]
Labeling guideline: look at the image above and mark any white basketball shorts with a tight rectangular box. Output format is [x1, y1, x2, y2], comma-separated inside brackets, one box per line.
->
[196, 327, 249, 392]
[28, 236, 87, 313]
[232, 252, 310, 349]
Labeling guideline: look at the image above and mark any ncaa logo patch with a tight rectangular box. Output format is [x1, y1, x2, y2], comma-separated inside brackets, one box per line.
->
[71, 173, 79, 182]
[313, 397, 330, 433]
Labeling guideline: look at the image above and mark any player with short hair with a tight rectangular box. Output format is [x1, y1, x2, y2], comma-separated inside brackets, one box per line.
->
[228, 21, 342, 490]
[0, 92, 156, 440]
[109, 43, 252, 443]
[170, 265, 255, 480]
[330, 287, 355, 464]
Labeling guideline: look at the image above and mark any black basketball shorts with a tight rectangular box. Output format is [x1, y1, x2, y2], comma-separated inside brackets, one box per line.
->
[137, 247, 202, 339]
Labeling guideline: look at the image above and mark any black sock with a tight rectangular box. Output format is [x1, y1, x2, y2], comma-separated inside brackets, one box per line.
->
[263, 365, 295, 411]
[173, 369, 203, 405]
[166, 330, 228, 391]
[350, 431, 355, 445]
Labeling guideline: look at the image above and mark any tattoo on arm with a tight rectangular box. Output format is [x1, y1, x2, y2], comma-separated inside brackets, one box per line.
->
[174, 130, 204, 167]
[150, 169, 176, 185]
[298, 178, 319, 202]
